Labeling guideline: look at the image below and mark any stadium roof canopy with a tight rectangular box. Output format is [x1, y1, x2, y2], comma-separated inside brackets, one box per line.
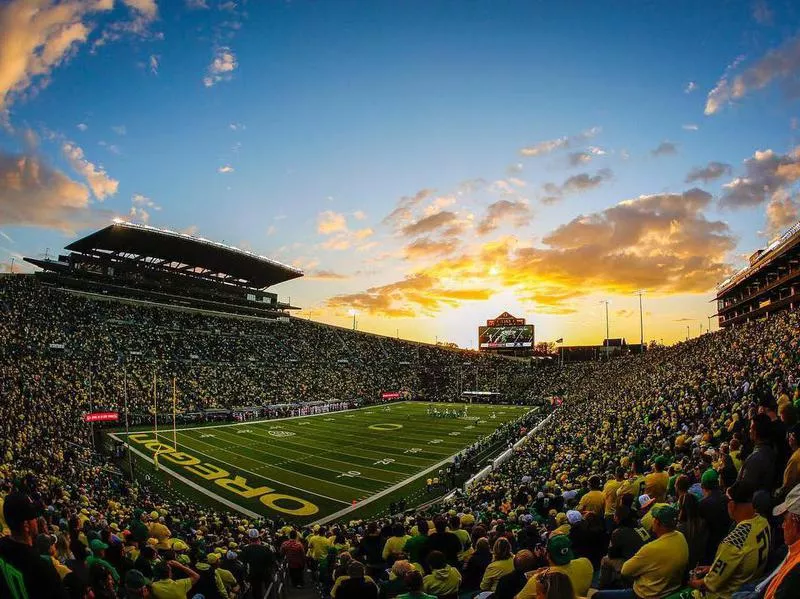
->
[65, 221, 303, 289]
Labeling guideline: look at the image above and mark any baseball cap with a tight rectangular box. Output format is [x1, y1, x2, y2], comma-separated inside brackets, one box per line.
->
[226, 550, 238, 560]
[654, 456, 669, 469]
[774, 484, 800, 517]
[247, 528, 260, 539]
[89, 539, 109, 552]
[566, 510, 583, 525]
[652, 505, 678, 527]
[206, 552, 220, 564]
[3, 493, 40, 531]
[546, 535, 574, 566]
[700, 469, 719, 487]
[125, 569, 149, 591]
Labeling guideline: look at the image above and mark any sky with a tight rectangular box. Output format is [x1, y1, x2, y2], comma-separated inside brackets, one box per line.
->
[2, 0, 800, 349]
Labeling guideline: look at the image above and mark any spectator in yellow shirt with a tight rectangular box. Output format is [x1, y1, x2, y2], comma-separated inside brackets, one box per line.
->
[603, 468, 626, 526]
[383, 523, 411, 561]
[577, 475, 605, 517]
[516, 535, 593, 599]
[595, 505, 688, 599]
[689, 481, 771, 599]
[480, 537, 514, 591]
[644, 457, 670, 503]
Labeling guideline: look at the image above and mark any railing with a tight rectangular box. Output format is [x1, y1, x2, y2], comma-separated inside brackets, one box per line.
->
[261, 562, 289, 599]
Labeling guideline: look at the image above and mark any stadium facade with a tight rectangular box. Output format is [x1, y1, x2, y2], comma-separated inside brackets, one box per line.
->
[716, 220, 800, 328]
[24, 220, 303, 317]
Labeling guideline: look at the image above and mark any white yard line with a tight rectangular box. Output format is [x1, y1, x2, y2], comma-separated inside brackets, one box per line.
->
[115, 402, 413, 434]
[109, 433, 263, 519]
[311, 407, 537, 525]
[123, 431, 351, 505]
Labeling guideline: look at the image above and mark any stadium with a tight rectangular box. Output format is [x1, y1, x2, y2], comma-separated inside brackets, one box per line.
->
[2, 216, 799, 599]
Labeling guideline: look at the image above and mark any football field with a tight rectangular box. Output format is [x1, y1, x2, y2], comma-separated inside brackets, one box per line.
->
[111, 402, 532, 524]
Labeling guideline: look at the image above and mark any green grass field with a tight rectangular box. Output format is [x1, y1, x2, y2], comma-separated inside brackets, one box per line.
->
[110, 402, 530, 525]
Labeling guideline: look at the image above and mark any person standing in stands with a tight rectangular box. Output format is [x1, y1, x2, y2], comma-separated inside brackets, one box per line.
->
[0, 492, 67, 599]
[738, 415, 776, 493]
[281, 529, 307, 588]
[239, 528, 274, 597]
[689, 481, 771, 597]
[150, 559, 199, 599]
[644, 457, 670, 503]
[577, 475, 605, 517]
[426, 516, 461, 566]
[699, 469, 732, 566]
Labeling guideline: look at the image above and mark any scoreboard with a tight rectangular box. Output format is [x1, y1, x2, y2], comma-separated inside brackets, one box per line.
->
[478, 312, 534, 351]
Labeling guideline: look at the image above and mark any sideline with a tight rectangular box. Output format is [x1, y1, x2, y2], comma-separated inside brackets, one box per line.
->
[114, 401, 413, 434]
[311, 407, 539, 525]
[109, 433, 262, 519]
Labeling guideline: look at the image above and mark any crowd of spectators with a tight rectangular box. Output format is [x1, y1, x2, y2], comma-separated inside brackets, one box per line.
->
[1, 273, 800, 599]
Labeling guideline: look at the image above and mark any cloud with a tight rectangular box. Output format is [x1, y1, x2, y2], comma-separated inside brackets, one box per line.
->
[317, 210, 373, 250]
[0, 150, 106, 232]
[128, 192, 159, 223]
[307, 269, 349, 280]
[684, 81, 697, 94]
[704, 37, 800, 115]
[122, 0, 158, 20]
[401, 211, 458, 237]
[186, 0, 209, 8]
[685, 161, 732, 184]
[62, 141, 118, 200]
[541, 168, 613, 204]
[0, 0, 116, 114]
[682, 123, 699, 131]
[476, 199, 532, 235]
[317, 210, 347, 235]
[764, 190, 799, 236]
[568, 151, 592, 166]
[325, 274, 493, 318]
[77, 122, 88, 131]
[217, 165, 234, 173]
[519, 126, 601, 158]
[203, 46, 238, 87]
[229, 122, 245, 131]
[402, 237, 460, 260]
[752, 0, 773, 25]
[567, 146, 606, 167]
[382, 188, 435, 229]
[325, 189, 734, 317]
[111, 124, 126, 136]
[353, 210, 367, 221]
[149, 54, 159, 75]
[719, 147, 800, 209]
[651, 141, 678, 157]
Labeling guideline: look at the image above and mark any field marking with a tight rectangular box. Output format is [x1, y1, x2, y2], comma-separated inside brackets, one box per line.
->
[148, 431, 352, 504]
[202, 428, 399, 486]
[113, 403, 534, 522]
[116, 402, 414, 434]
[217, 427, 425, 473]
[109, 433, 263, 519]
[309, 406, 535, 526]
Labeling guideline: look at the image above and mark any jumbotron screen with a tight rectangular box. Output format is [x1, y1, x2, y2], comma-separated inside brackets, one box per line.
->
[478, 324, 534, 349]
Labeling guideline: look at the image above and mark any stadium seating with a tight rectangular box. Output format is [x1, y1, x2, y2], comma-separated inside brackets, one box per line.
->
[1, 273, 799, 599]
